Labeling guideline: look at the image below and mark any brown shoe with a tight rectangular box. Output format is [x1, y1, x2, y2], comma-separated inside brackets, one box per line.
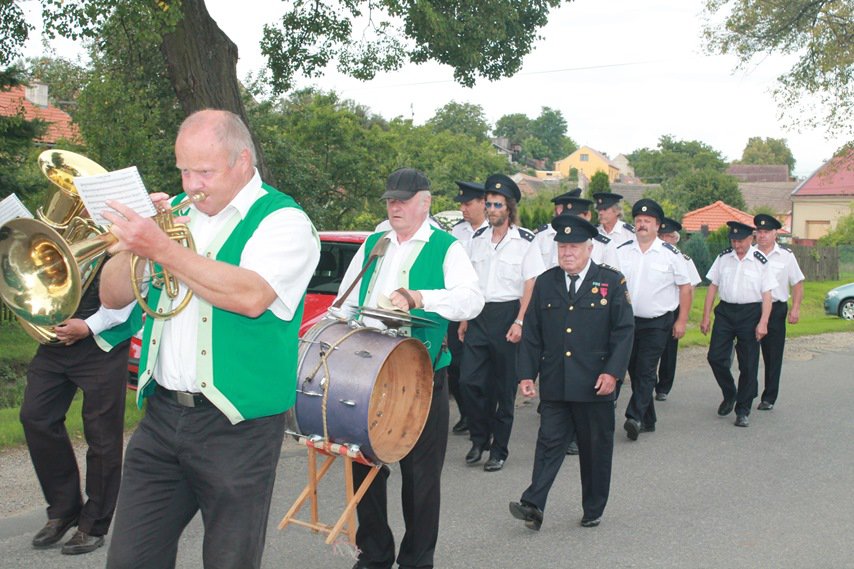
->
[61, 530, 104, 555]
[32, 517, 78, 548]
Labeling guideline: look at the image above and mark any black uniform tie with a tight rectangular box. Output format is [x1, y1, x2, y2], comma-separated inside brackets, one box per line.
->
[568, 274, 580, 300]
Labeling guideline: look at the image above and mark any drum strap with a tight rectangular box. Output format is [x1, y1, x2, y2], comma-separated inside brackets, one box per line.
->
[332, 233, 390, 310]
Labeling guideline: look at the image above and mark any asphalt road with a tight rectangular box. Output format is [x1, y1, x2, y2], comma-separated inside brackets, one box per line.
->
[1, 346, 852, 569]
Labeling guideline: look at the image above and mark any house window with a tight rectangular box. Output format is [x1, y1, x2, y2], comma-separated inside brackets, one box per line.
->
[805, 220, 830, 239]
[580, 154, 589, 162]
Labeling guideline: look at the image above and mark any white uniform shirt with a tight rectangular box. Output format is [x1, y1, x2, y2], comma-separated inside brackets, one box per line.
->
[534, 226, 616, 270]
[84, 301, 137, 336]
[468, 225, 545, 302]
[614, 237, 691, 318]
[599, 220, 635, 248]
[706, 246, 777, 304]
[762, 244, 805, 302]
[335, 218, 484, 325]
[451, 219, 489, 254]
[156, 170, 320, 392]
[685, 256, 702, 287]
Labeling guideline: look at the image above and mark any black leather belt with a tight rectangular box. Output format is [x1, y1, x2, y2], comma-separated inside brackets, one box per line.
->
[156, 384, 211, 408]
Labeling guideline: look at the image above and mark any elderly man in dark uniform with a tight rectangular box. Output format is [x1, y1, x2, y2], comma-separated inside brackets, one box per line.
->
[509, 215, 634, 531]
[701, 221, 776, 427]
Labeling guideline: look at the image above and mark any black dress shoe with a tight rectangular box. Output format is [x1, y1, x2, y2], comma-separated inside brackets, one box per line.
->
[580, 517, 601, 528]
[452, 417, 469, 434]
[734, 414, 750, 427]
[484, 457, 505, 472]
[640, 423, 656, 433]
[509, 501, 543, 531]
[565, 440, 579, 455]
[624, 418, 641, 441]
[465, 444, 485, 465]
[32, 517, 78, 548]
[61, 530, 104, 555]
[757, 401, 774, 411]
[717, 399, 736, 416]
[655, 392, 668, 401]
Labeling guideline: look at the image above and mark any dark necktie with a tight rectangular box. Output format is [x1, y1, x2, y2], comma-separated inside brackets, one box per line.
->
[568, 274, 580, 300]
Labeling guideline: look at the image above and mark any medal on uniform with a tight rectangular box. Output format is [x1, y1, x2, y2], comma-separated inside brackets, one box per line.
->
[599, 283, 609, 305]
[600, 298, 608, 305]
[591, 281, 600, 295]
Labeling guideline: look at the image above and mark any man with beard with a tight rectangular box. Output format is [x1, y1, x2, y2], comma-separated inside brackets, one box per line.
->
[593, 192, 634, 246]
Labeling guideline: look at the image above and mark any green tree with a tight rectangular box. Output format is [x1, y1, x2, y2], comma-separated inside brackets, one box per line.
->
[0, 3, 31, 66]
[628, 134, 728, 183]
[682, 235, 712, 284]
[494, 113, 532, 145]
[703, 0, 854, 137]
[0, 68, 48, 208]
[25, 56, 89, 114]
[426, 101, 490, 142]
[588, 171, 611, 194]
[818, 207, 854, 246]
[521, 136, 549, 162]
[736, 136, 796, 174]
[530, 106, 568, 164]
[705, 224, 732, 259]
[662, 169, 745, 213]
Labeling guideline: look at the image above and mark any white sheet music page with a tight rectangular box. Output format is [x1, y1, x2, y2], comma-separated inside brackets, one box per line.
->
[74, 166, 157, 227]
[0, 193, 34, 226]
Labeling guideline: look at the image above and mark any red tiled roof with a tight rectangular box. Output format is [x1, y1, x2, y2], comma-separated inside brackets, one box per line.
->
[682, 200, 754, 233]
[0, 85, 80, 144]
[792, 152, 854, 197]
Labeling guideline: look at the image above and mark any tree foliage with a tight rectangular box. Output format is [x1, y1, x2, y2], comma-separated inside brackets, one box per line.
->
[0, 67, 47, 208]
[703, 0, 854, 137]
[682, 235, 712, 284]
[588, 171, 611, 194]
[628, 134, 728, 183]
[494, 113, 531, 146]
[818, 207, 854, 246]
[494, 107, 577, 167]
[647, 169, 744, 219]
[735, 136, 796, 173]
[0, 3, 31, 66]
[426, 101, 490, 142]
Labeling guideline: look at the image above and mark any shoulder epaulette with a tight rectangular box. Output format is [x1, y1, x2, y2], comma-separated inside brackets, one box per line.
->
[781, 246, 793, 253]
[452, 219, 465, 227]
[472, 227, 488, 238]
[623, 222, 635, 233]
[616, 239, 634, 249]
[536, 223, 550, 233]
[753, 250, 768, 264]
[662, 242, 681, 255]
[600, 264, 620, 273]
[594, 233, 611, 244]
[517, 228, 535, 242]
[682, 253, 692, 261]
[719, 247, 733, 257]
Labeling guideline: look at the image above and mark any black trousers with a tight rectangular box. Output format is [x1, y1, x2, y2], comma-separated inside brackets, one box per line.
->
[459, 300, 519, 460]
[707, 301, 762, 416]
[20, 336, 129, 536]
[656, 308, 681, 396]
[352, 369, 450, 569]
[760, 301, 788, 404]
[105, 390, 286, 569]
[626, 312, 673, 428]
[446, 321, 466, 420]
[521, 400, 615, 521]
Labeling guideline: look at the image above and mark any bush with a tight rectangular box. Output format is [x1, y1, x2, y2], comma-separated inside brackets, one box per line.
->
[0, 362, 28, 409]
[682, 235, 712, 284]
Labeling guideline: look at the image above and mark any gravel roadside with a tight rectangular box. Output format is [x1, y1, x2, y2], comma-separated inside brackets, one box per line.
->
[2, 330, 851, 518]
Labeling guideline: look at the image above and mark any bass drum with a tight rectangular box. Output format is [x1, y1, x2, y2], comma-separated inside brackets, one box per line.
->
[289, 319, 434, 464]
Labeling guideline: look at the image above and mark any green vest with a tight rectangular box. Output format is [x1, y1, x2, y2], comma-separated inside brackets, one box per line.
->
[136, 186, 312, 423]
[358, 227, 454, 370]
[94, 306, 143, 352]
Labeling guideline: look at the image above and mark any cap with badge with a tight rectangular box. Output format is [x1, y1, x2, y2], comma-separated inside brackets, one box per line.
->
[484, 173, 522, 202]
[753, 214, 782, 230]
[381, 168, 431, 200]
[551, 188, 582, 204]
[631, 198, 664, 223]
[592, 192, 623, 210]
[726, 220, 755, 239]
[659, 217, 683, 234]
[551, 214, 599, 243]
[562, 197, 593, 215]
[453, 180, 486, 203]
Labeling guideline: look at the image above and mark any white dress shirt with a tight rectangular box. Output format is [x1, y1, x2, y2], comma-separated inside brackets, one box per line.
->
[599, 221, 634, 247]
[564, 259, 592, 293]
[534, 227, 616, 270]
[706, 246, 777, 304]
[156, 170, 320, 392]
[335, 218, 484, 325]
[614, 237, 691, 318]
[762, 244, 806, 302]
[468, 225, 545, 303]
[85, 301, 137, 336]
[451, 219, 489, 254]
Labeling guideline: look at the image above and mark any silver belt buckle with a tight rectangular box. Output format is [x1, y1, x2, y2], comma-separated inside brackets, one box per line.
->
[176, 391, 196, 407]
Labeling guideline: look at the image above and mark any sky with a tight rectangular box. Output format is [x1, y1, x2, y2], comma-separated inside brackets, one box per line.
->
[20, 0, 850, 178]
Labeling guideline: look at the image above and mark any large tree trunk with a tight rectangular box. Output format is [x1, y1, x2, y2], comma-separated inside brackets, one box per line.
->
[159, 0, 274, 184]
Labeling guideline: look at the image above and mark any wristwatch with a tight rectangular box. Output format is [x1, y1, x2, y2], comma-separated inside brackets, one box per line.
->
[513, 319, 524, 327]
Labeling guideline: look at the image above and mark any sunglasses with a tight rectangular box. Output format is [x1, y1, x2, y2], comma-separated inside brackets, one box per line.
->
[485, 201, 505, 209]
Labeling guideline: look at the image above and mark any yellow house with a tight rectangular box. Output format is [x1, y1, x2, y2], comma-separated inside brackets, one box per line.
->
[554, 146, 620, 183]
[790, 153, 854, 240]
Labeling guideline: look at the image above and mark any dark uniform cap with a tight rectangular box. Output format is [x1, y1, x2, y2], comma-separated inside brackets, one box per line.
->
[563, 197, 593, 215]
[659, 217, 683, 234]
[551, 188, 584, 205]
[631, 198, 664, 223]
[551, 214, 599, 243]
[484, 174, 522, 203]
[453, 180, 486, 203]
[753, 214, 782, 230]
[381, 168, 431, 200]
[727, 220, 755, 239]
[592, 192, 623, 210]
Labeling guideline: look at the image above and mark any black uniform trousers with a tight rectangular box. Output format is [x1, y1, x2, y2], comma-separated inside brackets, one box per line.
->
[352, 369, 449, 569]
[459, 300, 519, 460]
[760, 301, 788, 405]
[446, 321, 466, 421]
[707, 301, 762, 417]
[105, 390, 286, 569]
[20, 335, 129, 536]
[656, 308, 681, 396]
[625, 312, 674, 429]
[521, 400, 615, 520]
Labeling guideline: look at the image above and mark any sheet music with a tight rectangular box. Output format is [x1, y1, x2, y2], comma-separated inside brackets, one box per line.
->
[0, 193, 34, 226]
[73, 166, 157, 227]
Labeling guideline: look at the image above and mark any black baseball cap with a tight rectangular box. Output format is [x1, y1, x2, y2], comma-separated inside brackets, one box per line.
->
[382, 168, 431, 200]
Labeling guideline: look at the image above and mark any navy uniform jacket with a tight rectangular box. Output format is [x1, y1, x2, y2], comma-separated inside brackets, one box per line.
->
[518, 263, 635, 402]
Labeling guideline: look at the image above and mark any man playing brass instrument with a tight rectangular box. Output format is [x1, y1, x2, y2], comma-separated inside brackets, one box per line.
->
[99, 109, 320, 569]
